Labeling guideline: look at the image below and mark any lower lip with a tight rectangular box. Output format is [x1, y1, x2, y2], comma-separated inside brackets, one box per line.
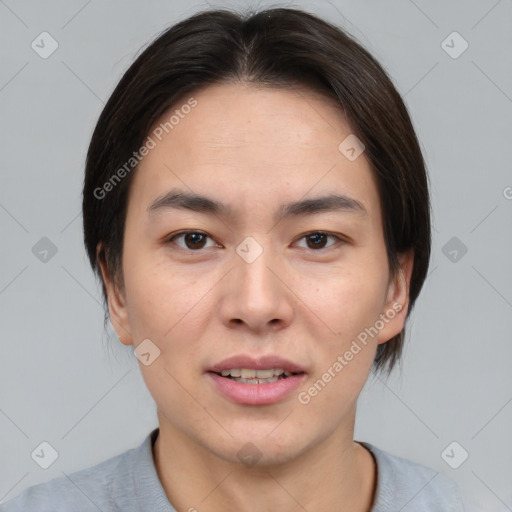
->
[207, 372, 307, 405]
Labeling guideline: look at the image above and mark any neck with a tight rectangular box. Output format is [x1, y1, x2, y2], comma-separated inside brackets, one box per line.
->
[152, 410, 377, 512]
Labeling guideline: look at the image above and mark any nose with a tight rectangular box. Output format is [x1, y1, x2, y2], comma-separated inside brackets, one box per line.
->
[218, 238, 294, 334]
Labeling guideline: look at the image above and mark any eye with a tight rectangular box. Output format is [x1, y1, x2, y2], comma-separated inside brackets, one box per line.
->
[167, 230, 217, 251]
[295, 231, 343, 250]
[166, 230, 343, 252]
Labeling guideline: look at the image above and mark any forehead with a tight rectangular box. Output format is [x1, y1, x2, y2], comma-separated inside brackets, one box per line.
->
[127, 82, 382, 227]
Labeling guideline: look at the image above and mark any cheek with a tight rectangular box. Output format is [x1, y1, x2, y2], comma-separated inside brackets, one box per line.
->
[303, 257, 388, 346]
[121, 257, 212, 414]
[294, 265, 386, 420]
[122, 252, 216, 350]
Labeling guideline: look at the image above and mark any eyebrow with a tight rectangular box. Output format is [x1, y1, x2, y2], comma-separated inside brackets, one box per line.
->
[146, 188, 368, 221]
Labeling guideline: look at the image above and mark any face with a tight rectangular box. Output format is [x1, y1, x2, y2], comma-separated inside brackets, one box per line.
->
[100, 82, 413, 466]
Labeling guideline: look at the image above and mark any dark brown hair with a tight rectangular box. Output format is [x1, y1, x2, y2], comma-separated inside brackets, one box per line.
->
[82, 6, 431, 377]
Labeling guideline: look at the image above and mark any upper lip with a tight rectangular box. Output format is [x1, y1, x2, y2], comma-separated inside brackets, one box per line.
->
[208, 355, 306, 374]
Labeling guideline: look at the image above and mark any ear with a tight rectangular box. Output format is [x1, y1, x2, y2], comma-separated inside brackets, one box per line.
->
[376, 249, 414, 345]
[96, 243, 134, 346]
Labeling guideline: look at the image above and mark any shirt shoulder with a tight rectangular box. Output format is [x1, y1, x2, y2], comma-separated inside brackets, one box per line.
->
[359, 442, 465, 512]
[0, 429, 171, 512]
[0, 447, 133, 512]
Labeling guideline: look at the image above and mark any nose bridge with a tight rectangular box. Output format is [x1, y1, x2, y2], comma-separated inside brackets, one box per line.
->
[218, 232, 294, 330]
[235, 234, 278, 299]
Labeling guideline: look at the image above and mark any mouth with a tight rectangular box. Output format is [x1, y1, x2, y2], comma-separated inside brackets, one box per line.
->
[210, 368, 304, 384]
[206, 355, 307, 405]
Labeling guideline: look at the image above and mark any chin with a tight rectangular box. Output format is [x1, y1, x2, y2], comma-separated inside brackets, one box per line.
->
[206, 426, 316, 468]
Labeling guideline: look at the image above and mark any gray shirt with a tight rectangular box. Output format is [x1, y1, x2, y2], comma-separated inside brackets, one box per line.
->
[0, 428, 464, 511]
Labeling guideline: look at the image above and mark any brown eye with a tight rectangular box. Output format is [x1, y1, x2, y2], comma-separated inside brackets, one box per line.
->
[168, 231, 214, 250]
[296, 231, 341, 250]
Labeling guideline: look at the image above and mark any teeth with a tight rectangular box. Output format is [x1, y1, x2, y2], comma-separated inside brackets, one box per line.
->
[220, 369, 241, 377]
[219, 368, 293, 378]
[254, 369, 274, 378]
[236, 377, 280, 384]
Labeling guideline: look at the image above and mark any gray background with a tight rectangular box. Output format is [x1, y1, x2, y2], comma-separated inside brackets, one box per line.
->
[1, 0, 511, 510]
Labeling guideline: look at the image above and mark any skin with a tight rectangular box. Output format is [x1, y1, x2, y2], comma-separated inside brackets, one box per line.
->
[98, 82, 414, 512]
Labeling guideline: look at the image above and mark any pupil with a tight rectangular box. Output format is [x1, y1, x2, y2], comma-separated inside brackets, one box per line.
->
[186, 233, 205, 249]
[308, 233, 326, 249]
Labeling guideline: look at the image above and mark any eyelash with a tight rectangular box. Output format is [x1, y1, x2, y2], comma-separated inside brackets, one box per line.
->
[166, 230, 344, 252]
